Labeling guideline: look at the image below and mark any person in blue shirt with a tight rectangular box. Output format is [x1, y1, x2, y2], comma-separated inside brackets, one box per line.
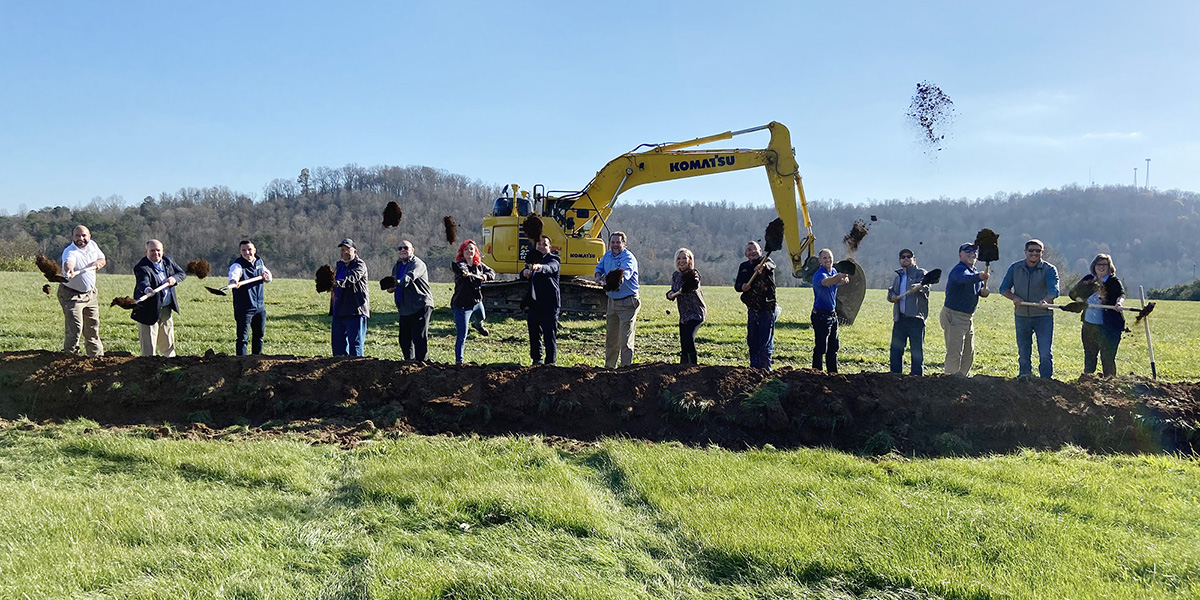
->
[940, 243, 991, 375]
[999, 238, 1060, 379]
[1069, 254, 1125, 377]
[329, 238, 369, 357]
[593, 231, 640, 368]
[810, 248, 850, 372]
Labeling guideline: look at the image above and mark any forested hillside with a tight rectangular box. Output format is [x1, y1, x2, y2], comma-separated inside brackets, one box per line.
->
[2, 163, 1198, 293]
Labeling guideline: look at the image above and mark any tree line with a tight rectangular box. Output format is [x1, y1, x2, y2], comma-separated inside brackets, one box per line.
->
[2, 164, 1198, 297]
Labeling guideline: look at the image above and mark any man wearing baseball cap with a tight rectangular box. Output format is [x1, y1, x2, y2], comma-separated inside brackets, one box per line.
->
[940, 242, 990, 375]
[331, 238, 369, 356]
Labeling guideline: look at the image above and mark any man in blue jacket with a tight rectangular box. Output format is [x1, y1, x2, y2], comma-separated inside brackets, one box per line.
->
[887, 248, 929, 375]
[132, 239, 186, 357]
[227, 240, 273, 355]
[999, 238, 1059, 379]
[523, 235, 561, 365]
[941, 243, 991, 375]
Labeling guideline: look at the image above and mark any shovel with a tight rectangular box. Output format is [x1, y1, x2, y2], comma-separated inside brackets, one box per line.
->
[743, 218, 785, 290]
[892, 269, 942, 301]
[206, 274, 265, 296]
[974, 229, 1000, 289]
[112, 281, 173, 310]
[1139, 286, 1157, 379]
[1017, 301, 1088, 312]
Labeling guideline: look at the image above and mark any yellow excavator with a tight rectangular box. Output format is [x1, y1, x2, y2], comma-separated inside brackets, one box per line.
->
[480, 121, 867, 322]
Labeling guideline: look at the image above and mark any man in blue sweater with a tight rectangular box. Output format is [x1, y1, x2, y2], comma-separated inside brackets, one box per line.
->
[940, 243, 990, 375]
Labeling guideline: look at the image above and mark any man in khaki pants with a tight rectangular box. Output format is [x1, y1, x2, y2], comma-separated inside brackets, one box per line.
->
[58, 225, 107, 356]
[940, 243, 990, 375]
[594, 232, 640, 368]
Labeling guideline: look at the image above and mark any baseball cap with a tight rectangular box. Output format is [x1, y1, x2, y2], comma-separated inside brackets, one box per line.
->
[338, 238, 356, 249]
[959, 243, 978, 253]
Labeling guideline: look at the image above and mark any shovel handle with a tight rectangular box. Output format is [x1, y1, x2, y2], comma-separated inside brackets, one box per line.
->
[225, 274, 266, 291]
[1140, 286, 1156, 379]
[1018, 301, 1064, 310]
[135, 281, 173, 304]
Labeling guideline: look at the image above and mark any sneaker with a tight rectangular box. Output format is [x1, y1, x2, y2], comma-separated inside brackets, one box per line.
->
[473, 323, 489, 337]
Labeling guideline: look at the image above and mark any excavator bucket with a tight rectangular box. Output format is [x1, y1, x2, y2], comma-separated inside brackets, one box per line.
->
[834, 258, 867, 325]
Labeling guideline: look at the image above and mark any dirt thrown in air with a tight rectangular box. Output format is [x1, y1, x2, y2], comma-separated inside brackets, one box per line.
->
[843, 219, 870, 254]
[1, 350, 1196, 456]
[907, 80, 955, 155]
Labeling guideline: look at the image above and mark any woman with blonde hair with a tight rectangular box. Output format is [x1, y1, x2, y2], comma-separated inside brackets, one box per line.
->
[666, 248, 707, 364]
[1069, 253, 1125, 376]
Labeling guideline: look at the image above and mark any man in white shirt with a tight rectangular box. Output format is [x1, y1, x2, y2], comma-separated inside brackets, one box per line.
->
[59, 225, 106, 356]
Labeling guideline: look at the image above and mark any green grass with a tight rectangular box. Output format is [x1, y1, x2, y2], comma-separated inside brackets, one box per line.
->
[1, 272, 1193, 379]
[0, 425, 1197, 599]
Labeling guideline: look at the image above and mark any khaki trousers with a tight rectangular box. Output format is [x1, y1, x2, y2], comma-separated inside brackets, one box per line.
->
[605, 295, 640, 368]
[139, 310, 176, 357]
[940, 306, 975, 375]
[57, 285, 103, 357]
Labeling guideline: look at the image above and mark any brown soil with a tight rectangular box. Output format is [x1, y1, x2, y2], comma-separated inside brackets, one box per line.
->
[1, 350, 1197, 456]
[907, 81, 955, 154]
[843, 220, 870, 253]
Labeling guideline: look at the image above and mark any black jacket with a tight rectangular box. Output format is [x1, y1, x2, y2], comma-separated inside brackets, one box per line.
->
[131, 255, 187, 325]
[528, 252, 561, 310]
[1071, 274, 1126, 331]
[451, 261, 496, 308]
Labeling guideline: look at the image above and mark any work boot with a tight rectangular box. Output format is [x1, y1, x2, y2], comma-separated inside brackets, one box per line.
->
[473, 322, 489, 337]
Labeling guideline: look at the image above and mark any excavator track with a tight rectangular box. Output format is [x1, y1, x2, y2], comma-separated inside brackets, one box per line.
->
[482, 277, 607, 319]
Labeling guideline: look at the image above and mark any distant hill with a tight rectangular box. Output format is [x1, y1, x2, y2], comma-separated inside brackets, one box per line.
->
[2, 165, 1197, 294]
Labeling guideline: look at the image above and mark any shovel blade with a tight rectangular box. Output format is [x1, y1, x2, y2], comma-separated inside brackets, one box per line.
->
[205, 286, 227, 296]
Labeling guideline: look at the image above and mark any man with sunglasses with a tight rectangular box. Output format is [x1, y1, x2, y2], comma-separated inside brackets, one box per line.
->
[887, 248, 929, 375]
[999, 239, 1060, 379]
[941, 243, 990, 376]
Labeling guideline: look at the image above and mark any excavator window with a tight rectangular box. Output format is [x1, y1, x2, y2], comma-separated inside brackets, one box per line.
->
[516, 197, 533, 217]
[492, 198, 513, 217]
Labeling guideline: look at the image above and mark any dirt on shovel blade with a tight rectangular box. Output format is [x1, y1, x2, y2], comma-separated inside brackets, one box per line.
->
[1, 350, 1197, 456]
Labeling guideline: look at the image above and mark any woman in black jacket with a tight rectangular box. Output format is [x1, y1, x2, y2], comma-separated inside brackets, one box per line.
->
[1070, 254, 1125, 376]
[451, 239, 496, 365]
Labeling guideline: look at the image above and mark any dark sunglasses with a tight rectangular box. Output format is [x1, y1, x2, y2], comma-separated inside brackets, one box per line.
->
[899, 254, 913, 259]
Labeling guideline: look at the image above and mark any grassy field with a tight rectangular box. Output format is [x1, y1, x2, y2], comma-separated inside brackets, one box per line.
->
[0, 271, 1195, 380]
[0, 424, 1197, 599]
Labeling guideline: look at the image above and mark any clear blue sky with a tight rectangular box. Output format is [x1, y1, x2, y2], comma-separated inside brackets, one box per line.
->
[1, 1, 1196, 214]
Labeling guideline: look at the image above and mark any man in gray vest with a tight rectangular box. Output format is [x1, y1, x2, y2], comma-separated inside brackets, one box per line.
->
[999, 238, 1060, 379]
[886, 248, 928, 375]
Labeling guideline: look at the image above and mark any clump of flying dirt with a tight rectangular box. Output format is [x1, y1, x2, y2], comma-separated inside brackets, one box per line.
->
[843, 220, 870, 254]
[906, 80, 955, 155]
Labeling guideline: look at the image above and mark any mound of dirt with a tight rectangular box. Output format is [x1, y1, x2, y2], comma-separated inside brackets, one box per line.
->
[1, 351, 1196, 456]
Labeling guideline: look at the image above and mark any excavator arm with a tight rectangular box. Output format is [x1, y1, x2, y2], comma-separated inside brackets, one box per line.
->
[481, 121, 864, 320]
[547, 122, 817, 278]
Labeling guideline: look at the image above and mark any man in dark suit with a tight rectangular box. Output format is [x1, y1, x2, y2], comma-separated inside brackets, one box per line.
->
[522, 235, 561, 365]
[131, 239, 187, 356]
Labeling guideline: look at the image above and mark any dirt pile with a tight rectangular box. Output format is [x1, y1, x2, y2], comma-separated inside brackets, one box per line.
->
[1, 350, 1196, 456]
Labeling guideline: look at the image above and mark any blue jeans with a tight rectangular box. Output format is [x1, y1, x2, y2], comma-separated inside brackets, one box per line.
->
[453, 302, 486, 364]
[1015, 314, 1053, 378]
[332, 315, 367, 357]
[746, 309, 776, 369]
[889, 316, 925, 375]
[235, 309, 265, 355]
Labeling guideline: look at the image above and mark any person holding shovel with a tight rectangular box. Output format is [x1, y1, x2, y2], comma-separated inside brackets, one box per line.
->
[59, 225, 106, 357]
[593, 231, 640, 369]
[811, 248, 851, 373]
[735, 240, 777, 369]
[132, 239, 186, 357]
[886, 248, 929, 375]
[941, 243, 990, 376]
[1069, 254, 1125, 377]
[522, 235, 561, 365]
[999, 239, 1060, 379]
[387, 241, 434, 361]
[450, 239, 496, 365]
[227, 240, 272, 355]
[667, 247, 706, 365]
[330, 238, 369, 357]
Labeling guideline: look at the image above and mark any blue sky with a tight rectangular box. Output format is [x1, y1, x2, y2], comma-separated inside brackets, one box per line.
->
[1, 1, 1196, 214]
